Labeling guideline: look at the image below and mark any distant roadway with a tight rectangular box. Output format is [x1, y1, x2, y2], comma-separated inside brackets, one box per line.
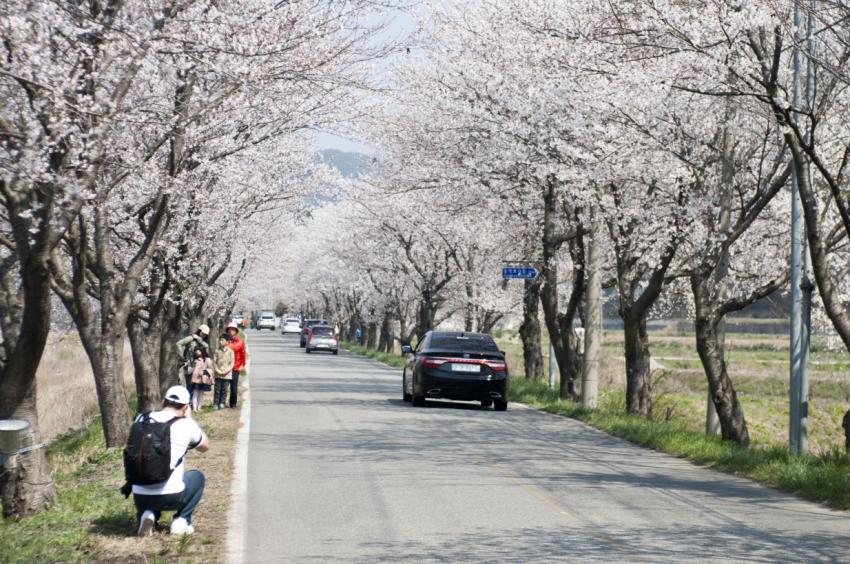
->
[238, 330, 850, 562]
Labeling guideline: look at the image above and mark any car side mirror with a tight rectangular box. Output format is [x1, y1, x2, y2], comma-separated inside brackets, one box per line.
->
[401, 345, 413, 355]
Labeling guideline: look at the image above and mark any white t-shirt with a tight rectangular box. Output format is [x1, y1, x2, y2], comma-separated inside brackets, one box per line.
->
[132, 410, 203, 496]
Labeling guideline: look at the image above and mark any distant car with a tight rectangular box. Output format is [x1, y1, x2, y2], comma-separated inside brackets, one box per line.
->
[305, 325, 339, 354]
[300, 318, 330, 347]
[232, 314, 244, 327]
[257, 311, 276, 330]
[402, 331, 508, 411]
[281, 318, 301, 335]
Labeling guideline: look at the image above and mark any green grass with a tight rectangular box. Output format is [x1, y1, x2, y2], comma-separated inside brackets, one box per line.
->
[510, 378, 850, 510]
[340, 341, 406, 368]
[0, 417, 131, 562]
[0, 398, 224, 563]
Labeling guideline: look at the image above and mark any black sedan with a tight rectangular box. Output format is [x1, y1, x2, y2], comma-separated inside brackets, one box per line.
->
[402, 331, 508, 411]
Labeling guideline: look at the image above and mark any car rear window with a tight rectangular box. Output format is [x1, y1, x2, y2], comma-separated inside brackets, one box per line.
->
[312, 327, 333, 337]
[429, 335, 499, 352]
[285, 319, 299, 324]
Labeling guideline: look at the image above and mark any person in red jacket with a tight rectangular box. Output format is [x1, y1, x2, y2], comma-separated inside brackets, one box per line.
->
[225, 322, 246, 408]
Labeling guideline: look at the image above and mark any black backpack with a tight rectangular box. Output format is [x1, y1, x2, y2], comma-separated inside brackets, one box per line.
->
[123, 413, 182, 486]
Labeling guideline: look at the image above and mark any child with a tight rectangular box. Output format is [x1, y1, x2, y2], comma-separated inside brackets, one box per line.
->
[213, 335, 235, 410]
[190, 346, 214, 411]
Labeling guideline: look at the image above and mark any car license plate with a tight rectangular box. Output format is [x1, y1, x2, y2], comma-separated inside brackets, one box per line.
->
[452, 363, 480, 373]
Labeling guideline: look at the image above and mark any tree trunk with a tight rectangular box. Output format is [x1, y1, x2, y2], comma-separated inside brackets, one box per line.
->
[87, 333, 131, 447]
[464, 282, 475, 332]
[379, 314, 392, 353]
[128, 315, 163, 414]
[159, 303, 183, 391]
[0, 249, 56, 518]
[623, 317, 651, 416]
[558, 325, 582, 400]
[0, 391, 55, 519]
[0, 202, 56, 519]
[519, 278, 544, 379]
[366, 321, 378, 349]
[693, 303, 749, 445]
[417, 289, 437, 339]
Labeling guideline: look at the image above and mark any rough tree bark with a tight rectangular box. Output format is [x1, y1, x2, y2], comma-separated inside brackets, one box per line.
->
[378, 313, 393, 353]
[0, 244, 57, 518]
[539, 178, 584, 400]
[609, 183, 681, 417]
[692, 280, 750, 445]
[366, 321, 378, 349]
[518, 278, 544, 379]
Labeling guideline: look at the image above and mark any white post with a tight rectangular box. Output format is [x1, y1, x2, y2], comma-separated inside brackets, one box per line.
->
[548, 343, 556, 391]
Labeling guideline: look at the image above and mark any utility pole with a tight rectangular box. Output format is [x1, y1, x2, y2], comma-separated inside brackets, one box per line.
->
[582, 207, 601, 409]
[789, 0, 814, 455]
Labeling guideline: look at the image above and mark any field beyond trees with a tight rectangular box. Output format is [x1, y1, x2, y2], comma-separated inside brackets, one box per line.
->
[496, 323, 850, 454]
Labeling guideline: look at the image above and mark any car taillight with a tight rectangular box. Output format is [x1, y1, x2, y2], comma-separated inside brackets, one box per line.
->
[421, 357, 448, 369]
[334, 335, 339, 342]
[483, 360, 506, 372]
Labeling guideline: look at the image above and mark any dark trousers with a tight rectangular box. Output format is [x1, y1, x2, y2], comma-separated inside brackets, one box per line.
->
[134, 470, 205, 526]
[230, 370, 240, 407]
[214, 378, 229, 406]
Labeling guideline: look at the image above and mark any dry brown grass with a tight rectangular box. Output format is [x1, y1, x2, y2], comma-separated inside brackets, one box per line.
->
[36, 332, 135, 442]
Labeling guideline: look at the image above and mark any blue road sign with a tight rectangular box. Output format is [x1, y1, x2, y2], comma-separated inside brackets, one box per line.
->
[502, 266, 538, 280]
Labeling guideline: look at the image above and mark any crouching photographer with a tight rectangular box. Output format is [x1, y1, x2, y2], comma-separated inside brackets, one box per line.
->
[121, 386, 210, 536]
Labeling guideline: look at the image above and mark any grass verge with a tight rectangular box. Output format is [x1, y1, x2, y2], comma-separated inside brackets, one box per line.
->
[510, 378, 850, 510]
[340, 341, 406, 368]
[0, 399, 241, 563]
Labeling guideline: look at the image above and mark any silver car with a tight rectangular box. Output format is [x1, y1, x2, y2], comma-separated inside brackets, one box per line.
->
[305, 325, 339, 355]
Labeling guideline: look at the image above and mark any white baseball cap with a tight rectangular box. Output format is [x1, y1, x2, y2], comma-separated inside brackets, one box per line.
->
[164, 385, 191, 405]
[199, 324, 210, 336]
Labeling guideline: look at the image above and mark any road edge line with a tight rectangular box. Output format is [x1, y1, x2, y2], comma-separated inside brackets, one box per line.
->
[227, 357, 252, 564]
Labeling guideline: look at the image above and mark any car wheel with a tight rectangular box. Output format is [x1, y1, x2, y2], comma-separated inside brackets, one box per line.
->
[411, 377, 425, 407]
[332, 349, 339, 355]
[494, 400, 508, 412]
[402, 371, 412, 402]
[481, 400, 493, 408]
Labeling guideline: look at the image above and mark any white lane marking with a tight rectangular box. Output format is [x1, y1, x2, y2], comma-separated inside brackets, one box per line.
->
[227, 355, 252, 564]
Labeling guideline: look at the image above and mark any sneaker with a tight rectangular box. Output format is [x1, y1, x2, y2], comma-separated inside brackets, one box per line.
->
[137, 510, 156, 537]
[219, 403, 225, 410]
[170, 517, 194, 536]
[213, 404, 220, 411]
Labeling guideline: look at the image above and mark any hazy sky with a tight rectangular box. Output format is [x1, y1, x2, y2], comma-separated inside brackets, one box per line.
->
[313, 5, 416, 155]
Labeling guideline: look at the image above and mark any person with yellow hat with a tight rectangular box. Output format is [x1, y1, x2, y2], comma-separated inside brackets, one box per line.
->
[176, 325, 211, 388]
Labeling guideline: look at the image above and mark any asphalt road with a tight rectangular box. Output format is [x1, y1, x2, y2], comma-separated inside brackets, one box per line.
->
[241, 330, 850, 563]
